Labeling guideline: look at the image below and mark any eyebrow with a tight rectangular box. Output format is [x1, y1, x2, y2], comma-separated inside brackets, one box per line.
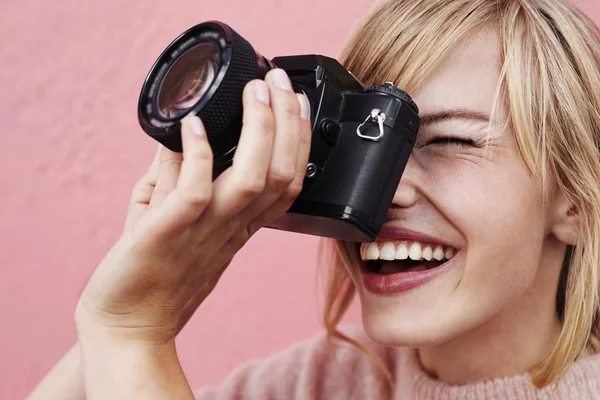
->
[420, 109, 491, 125]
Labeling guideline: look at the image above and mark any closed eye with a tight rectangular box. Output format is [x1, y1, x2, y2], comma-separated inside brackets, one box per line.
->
[425, 136, 477, 147]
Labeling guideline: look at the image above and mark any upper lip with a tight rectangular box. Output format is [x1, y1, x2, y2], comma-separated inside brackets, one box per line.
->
[372, 226, 456, 249]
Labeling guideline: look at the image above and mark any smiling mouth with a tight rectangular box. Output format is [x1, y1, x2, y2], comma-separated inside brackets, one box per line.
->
[358, 240, 457, 275]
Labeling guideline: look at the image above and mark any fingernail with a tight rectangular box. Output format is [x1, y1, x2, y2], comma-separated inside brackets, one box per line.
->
[298, 94, 309, 120]
[270, 69, 292, 91]
[184, 115, 205, 137]
[254, 81, 270, 104]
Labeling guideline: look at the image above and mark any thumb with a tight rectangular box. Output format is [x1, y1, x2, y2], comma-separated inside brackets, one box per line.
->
[148, 115, 214, 236]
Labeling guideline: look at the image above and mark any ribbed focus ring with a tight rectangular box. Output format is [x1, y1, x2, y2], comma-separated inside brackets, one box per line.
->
[198, 28, 258, 157]
[366, 84, 419, 114]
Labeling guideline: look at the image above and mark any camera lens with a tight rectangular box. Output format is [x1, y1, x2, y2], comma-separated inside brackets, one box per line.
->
[138, 21, 272, 174]
[157, 42, 220, 119]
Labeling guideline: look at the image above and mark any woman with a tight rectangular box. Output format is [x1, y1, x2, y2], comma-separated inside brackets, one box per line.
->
[28, 0, 600, 398]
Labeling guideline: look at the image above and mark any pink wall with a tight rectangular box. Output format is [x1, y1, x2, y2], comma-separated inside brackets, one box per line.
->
[1, 0, 599, 398]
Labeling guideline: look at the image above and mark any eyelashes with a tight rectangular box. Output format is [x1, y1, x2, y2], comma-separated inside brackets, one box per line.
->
[424, 136, 480, 148]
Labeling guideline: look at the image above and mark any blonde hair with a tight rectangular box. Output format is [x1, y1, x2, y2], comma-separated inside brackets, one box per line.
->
[321, 0, 600, 389]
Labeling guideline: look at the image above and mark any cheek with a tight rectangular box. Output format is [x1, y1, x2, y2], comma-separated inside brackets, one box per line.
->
[430, 161, 547, 306]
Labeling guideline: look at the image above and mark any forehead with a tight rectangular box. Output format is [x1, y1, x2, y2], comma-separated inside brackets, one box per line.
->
[412, 28, 502, 116]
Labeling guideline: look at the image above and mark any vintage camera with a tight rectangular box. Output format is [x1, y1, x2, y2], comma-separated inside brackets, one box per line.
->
[138, 21, 420, 242]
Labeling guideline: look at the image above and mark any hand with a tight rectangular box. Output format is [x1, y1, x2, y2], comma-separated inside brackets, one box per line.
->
[75, 69, 311, 344]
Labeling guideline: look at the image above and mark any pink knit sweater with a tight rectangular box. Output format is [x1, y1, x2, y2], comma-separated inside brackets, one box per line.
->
[194, 326, 600, 399]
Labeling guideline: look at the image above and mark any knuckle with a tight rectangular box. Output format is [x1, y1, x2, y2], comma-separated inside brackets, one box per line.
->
[191, 147, 214, 165]
[230, 230, 251, 251]
[235, 177, 265, 200]
[256, 111, 276, 133]
[246, 221, 262, 238]
[278, 96, 301, 117]
[180, 191, 211, 209]
[134, 175, 153, 192]
[151, 187, 171, 200]
[159, 159, 182, 170]
[244, 106, 275, 134]
[268, 166, 296, 190]
[285, 180, 304, 199]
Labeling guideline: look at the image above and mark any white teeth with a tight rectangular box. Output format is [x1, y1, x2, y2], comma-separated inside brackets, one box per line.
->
[360, 240, 457, 262]
[433, 245, 444, 261]
[422, 246, 433, 261]
[396, 242, 409, 260]
[379, 242, 396, 260]
[408, 242, 422, 260]
[366, 243, 380, 260]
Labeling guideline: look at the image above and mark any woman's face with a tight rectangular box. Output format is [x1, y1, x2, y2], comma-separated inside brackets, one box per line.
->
[346, 29, 570, 347]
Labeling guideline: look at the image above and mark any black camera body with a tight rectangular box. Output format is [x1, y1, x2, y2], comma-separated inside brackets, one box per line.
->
[266, 55, 419, 241]
[138, 21, 420, 242]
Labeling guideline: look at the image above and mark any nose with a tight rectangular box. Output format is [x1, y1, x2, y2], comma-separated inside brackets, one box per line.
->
[391, 157, 420, 209]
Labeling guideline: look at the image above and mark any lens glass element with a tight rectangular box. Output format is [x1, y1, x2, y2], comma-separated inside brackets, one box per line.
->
[157, 42, 220, 119]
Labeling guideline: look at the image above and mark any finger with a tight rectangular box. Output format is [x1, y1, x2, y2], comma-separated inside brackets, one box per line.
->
[193, 83, 307, 255]
[192, 75, 305, 251]
[262, 69, 301, 194]
[125, 145, 162, 231]
[248, 93, 312, 230]
[205, 79, 276, 218]
[215, 69, 302, 222]
[150, 116, 213, 233]
[148, 141, 183, 209]
[235, 82, 306, 233]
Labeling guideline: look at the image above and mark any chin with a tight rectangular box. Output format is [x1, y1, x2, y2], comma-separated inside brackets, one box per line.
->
[360, 310, 451, 348]
[356, 288, 483, 349]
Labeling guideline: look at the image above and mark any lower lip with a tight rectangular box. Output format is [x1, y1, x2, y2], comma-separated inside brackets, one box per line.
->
[360, 259, 453, 295]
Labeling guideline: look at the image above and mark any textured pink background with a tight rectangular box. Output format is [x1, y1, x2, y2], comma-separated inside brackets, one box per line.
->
[1, 1, 599, 398]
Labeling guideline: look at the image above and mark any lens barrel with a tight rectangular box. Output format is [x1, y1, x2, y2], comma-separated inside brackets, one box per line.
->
[138, 21, 271, 162]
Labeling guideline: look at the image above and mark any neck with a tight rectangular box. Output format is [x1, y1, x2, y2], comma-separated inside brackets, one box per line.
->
[418, 240, 566, 384]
